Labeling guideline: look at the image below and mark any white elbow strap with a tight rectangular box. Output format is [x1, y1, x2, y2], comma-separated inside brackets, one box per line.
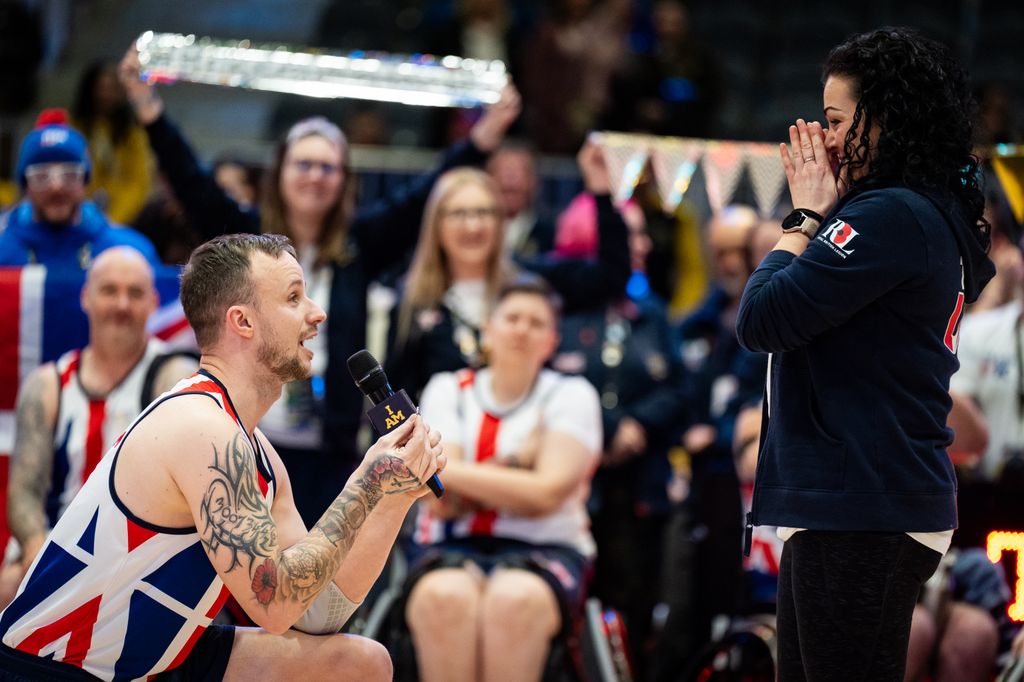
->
[292, 584, 361, 635]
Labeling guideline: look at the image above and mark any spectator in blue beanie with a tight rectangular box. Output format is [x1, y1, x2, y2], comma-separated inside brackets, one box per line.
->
[0, 109, 159, 269]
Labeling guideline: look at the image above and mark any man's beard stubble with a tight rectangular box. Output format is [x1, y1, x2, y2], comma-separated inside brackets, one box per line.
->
[256, 335, 310, 384]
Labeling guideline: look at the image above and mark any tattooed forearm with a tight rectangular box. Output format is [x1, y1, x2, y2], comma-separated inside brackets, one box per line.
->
[315, 453, 420, 546]
[199, 433, 278, 572]
[9, 372, 55, 545]
[200, 439, 423, 611]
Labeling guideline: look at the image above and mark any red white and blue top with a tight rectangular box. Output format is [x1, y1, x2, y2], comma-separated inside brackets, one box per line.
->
[47, 339, 167, 528]
[0, 370, 276, 680]
[414, 368, 601, 557]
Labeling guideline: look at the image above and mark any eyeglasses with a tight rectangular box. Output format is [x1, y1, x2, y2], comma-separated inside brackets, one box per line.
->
[288, 159, 342, 176]
[24, 163, 86, 188]
[442, 206, 501, 222]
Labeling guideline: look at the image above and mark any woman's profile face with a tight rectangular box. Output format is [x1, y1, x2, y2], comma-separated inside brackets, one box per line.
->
[437, 182, 502, 274]
[823, 75, 879, 185]
[279, 135, 345, 219]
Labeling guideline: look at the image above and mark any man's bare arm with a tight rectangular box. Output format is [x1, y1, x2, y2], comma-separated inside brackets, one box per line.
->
[183, 414, 437, 632]
[7, 367, 58, 559]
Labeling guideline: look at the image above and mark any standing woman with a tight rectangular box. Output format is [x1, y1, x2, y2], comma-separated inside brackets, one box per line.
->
[118, 48, 520, 526]
[736, 28, 995, 681]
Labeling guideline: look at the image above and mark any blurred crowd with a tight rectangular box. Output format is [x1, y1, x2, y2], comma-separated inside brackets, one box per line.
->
[1, 0, 1023, 680]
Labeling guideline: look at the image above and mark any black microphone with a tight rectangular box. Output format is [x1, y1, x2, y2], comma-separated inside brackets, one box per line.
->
[347, 350, 443, 498]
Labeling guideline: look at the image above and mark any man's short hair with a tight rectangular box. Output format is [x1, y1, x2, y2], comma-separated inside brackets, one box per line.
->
[494, 273, 563, 320]
[180, 233, 297, 350]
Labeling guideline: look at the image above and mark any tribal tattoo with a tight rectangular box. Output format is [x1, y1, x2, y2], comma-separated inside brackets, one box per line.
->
[200, 439, 422, 609]
[199, 433, 277, 572]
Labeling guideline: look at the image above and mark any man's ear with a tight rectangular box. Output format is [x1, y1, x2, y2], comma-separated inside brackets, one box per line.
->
[226, 304, 255, 340]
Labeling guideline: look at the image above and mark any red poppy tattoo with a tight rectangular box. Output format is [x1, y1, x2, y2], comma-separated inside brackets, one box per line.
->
[252, 557, 278, 605]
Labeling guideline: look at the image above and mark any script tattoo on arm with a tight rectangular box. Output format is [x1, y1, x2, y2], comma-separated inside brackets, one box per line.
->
[199, 434, 423, 609]
[8, 371, 56, 547]
[199, 433, 279, 602]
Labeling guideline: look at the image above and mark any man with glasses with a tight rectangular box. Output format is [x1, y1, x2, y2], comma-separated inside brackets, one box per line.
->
[0, 109, 158, 269]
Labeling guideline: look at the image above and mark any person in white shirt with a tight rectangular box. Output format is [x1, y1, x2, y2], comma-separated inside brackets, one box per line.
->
[405, 277, 602, 682]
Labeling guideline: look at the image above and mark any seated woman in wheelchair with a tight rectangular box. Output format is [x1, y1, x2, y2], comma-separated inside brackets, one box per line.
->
[406, 276, 602, 682]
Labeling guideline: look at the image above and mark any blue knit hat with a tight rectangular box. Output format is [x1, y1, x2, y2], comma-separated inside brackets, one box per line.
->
[16, 109, 91, 187]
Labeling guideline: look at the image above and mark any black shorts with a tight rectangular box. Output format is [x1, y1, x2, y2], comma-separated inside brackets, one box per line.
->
[408, 536, 593, 637]
[0, 625, 235, 682]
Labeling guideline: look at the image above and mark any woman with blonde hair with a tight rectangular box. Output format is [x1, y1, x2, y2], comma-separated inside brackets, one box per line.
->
[385, 139, 631, 400]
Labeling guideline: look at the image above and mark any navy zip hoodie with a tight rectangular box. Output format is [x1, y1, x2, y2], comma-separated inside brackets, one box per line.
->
[736, 186, 994, 532]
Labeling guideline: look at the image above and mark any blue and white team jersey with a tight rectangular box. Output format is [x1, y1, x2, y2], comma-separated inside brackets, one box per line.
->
[0, 370, 276, 680]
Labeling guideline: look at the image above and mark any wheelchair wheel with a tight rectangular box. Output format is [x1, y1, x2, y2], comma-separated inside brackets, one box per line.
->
[578, 598, 634, 682]
[685, 617, 776, 682]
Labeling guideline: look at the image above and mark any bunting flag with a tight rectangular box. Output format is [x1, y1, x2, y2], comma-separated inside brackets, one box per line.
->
[746, 143, 789, 219]
[0, 265, 191, 551]
[701, 142, 747, 213]
[650, 139, 703, 213]
[594, 132, 651, 205]
[991, 148, 1024, 226]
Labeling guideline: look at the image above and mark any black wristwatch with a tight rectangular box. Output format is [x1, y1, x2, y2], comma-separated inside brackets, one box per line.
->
[781, 208, 824, 239]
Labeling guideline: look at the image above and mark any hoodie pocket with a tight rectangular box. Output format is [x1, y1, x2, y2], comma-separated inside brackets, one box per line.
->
[761, 361, 847, 490]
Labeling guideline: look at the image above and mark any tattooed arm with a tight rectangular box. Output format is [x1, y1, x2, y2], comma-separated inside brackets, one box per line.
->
[173, 409, 440, 633]
[7, 365, 59, 566]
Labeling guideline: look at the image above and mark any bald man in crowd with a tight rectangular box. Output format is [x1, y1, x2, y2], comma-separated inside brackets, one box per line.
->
[1, 247, 196, 606]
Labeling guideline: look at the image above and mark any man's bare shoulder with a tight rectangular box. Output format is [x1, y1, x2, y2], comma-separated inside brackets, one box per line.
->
[114, 393, 244, 525]
[121, 393, 240, 463]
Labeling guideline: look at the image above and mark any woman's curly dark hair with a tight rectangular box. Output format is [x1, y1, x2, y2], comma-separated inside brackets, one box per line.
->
[823, 27, 989, 245]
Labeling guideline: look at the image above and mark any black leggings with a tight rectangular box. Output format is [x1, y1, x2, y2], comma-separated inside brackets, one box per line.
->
[776, 531, 942, 682]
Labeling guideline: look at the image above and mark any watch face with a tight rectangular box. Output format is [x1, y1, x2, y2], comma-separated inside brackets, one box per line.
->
[782, 212, 804, 229]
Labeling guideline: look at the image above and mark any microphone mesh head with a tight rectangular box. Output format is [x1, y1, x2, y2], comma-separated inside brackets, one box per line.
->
[347, 349, 387, 393]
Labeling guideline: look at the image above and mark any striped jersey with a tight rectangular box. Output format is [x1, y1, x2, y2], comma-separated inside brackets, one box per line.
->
[414, 368, 601, 556]
[47, 339, 167, 527]
[0, 370, 276, 680]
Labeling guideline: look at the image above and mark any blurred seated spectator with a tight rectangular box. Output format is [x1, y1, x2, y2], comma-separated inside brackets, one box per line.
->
[344, 103, 391, 146]
[385, 139, 629, 401]
[732, 402, 782, 617]
[905, 548, 1014, 682]
[486, 141, 555, 258]
[949, 267, 1024, 484]
[0, 109, 159, 269]
[71, 59, 153, 225]
[120, 46, 520, 528]
[0, 247, 196, 607]
[602, 0, 721, 138]
[967, 195, 1022, 313]
[654, 206, 771, 677]
[405, 277, 602, 682]
[550, 192, 686, 673]
[522, 0, 631, 153]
